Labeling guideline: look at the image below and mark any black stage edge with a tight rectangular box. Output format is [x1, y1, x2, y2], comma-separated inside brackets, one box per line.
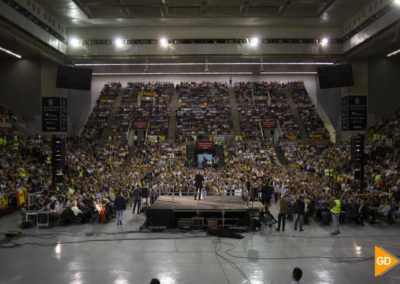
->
[145, 196, 264, 230]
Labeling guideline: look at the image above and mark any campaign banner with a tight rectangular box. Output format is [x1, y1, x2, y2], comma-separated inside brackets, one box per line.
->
[196, 141, 214, 150]
[261, 119, 278, 129]
[132, 121, 148, 129]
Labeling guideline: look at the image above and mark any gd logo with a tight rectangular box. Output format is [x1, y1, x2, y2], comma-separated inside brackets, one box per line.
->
[375, 245, 399, 278]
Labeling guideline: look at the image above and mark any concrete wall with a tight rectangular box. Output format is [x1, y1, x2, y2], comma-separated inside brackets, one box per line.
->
[0, 58, 92, 134]
[368, 57, 400, 124]
[0, 58, 41, 131]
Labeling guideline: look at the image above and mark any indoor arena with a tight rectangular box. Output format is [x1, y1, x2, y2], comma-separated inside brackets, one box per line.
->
[0, 0, 400, 283]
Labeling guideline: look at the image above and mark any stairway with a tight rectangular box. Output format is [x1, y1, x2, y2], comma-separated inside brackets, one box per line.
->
[168, 88, 179, 141]
[284, 88, 308, 139]
[228, 87, 241, 135]
[100, 92, 123, 142]
[274, 145, 288, 165]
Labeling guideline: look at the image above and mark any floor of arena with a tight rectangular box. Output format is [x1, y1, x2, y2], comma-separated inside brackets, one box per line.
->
[0, 206, 399, 284]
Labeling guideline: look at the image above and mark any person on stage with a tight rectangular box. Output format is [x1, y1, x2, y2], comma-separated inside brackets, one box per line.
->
[194, 171, 205, 200]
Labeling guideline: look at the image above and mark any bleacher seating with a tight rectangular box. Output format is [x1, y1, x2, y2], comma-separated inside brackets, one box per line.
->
[176, 82, 232, 140]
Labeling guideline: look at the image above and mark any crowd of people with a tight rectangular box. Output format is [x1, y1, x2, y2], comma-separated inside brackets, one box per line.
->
[81, 82, 121, 140]
[0, 81, 398, 232]
[176, 82, 232, 141]
[287, 81, 329, 139]
[235, 81, 299, 140]
[112, 82, 173, 141]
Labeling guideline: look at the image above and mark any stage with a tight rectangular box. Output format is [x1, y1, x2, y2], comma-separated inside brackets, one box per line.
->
[145, 195, 264, 230]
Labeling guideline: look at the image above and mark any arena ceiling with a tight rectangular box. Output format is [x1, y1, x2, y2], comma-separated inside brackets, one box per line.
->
[2, 0, 399, 65]
[38, 0, 370, 27]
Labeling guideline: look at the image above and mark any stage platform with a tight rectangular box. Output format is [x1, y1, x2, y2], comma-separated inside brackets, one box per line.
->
[145, 195, 264, 229]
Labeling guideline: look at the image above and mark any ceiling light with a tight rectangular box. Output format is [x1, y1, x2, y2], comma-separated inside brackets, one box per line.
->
[114, 38, 125, 48]
[320, 38, 329, 46]
[387, 48, 400, 57]
[69, 37, 81, 48]
[249, 37, 259, 46]
[160, 38, 168, 47]
[0, 46, 22, 59]
[395, 0, 400, 6]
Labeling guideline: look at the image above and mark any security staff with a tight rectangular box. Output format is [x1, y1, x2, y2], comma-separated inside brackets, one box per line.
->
[12, 136, 19, 151]
[330, 196, 341, 235]
[45, 156, 52, 166]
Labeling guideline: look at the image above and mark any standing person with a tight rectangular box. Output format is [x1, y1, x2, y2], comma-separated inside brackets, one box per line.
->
[276, 195, 288, 231]
[330, 195, 341, 235]
[114, 191, 126, 226]
[132, 186, 142, 214]
[273, 180, 279, 204]
[194, 171, 204, 200]
[294, 195, 305, 231]
[261, 178, 274, 205]
[291, 267, 303, 284]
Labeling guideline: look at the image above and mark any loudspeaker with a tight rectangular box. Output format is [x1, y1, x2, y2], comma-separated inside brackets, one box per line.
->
[146, 209, 175, 228]
[351, 134, 364, 164]
[57, 66, 92, 91]
[51, 136, 65, 184]
[318, 64, 354, 89]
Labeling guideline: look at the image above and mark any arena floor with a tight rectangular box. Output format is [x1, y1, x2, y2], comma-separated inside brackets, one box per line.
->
[0, 208, 399, 284]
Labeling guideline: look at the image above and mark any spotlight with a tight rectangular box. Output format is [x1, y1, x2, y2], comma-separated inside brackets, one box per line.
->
[160, 38, 168, 47]
[249, 37, 259, 46]
[114, 38, 125, 48]
[69, 37, 81, 48]
[320, 38, 329, 46]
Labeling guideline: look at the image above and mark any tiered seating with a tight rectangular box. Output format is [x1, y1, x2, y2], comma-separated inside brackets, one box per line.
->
[81, 82, 121, 140]
[368, 107, 400, 147]
[235, 81, 299, 140]
[234, 82, 259, 139]
[113, 82, 173, 140]
[176, 82, 232, 140]
[148, 83, 173, 137]
[268, 84, 299, 139]
[112, 84, 141, 138]
[288, 81, 329, 139]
